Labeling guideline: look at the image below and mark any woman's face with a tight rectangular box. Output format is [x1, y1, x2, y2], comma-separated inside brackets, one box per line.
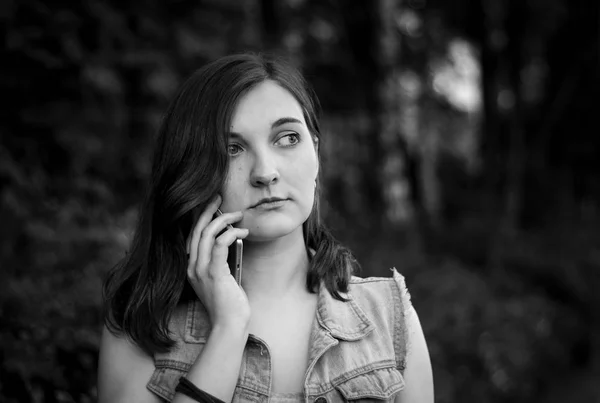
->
[219, 80, 319, 241]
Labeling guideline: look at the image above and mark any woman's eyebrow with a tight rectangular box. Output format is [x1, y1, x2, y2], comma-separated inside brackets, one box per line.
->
[227, 132, 245, 140]
[271, 117, 302, 128]
[227, 117, 304, 138]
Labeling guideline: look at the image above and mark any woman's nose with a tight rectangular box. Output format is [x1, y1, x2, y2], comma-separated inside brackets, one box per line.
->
[250, 153, 280, 187]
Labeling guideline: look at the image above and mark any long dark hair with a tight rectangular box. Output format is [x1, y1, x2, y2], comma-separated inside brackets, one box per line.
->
[103, 53, 360, 354]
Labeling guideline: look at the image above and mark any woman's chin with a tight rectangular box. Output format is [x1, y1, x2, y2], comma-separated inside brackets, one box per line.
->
[245, 223, 302, 243]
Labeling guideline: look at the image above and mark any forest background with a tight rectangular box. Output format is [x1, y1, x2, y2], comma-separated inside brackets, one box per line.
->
[1, 0, 599, 402]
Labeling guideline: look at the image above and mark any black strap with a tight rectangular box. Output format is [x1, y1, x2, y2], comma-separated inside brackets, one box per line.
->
[175, 377, 226, 403]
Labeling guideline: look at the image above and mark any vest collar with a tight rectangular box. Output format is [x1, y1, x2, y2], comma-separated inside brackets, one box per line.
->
[314, 281, 375, 341]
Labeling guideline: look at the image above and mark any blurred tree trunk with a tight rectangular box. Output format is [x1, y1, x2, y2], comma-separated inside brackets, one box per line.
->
[259, 0, 280, 49]
[417, 95, 443, 232]
[338, 0, 384, 221]
[240, 0, 262, 50]
[339, 0, 413, 227]
[476, 0, 503, 215]
[474, 0, 517, 266]
[502, 0, 527, 233]
[374, 0, 413, 225]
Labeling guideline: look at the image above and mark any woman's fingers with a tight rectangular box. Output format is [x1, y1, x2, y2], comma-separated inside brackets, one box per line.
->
[210, 228, 249, 273]
[186, 198, 246, 281]
[195, 211, 243, 270]
[187, 195, 221, 263]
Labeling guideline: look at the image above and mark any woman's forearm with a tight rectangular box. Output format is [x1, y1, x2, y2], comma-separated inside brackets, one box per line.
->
[172, 324, 248, 403]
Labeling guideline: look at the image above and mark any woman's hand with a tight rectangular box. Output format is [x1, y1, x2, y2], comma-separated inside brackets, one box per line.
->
[186, 194, 251, 331]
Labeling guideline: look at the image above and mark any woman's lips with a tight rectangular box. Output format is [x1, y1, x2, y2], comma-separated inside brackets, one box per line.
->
[251, 199, 288, 210]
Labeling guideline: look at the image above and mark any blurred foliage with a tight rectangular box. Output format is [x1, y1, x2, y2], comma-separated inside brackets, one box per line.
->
[1, 0, 599, 402]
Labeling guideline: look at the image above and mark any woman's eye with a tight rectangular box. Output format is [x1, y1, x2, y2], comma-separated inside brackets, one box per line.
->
[228, 144, 243, 156]
[276, 133, 300, 147]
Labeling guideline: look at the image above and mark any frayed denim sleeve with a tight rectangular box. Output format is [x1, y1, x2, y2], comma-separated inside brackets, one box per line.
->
[390, 267, 414, 371]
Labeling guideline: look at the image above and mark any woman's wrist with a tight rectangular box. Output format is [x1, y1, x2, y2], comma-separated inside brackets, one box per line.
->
[179, 323, 248, 402]
[210, 322, 250, 344]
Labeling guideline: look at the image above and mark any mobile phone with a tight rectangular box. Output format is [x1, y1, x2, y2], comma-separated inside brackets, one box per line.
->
[215, 208, 243, 286]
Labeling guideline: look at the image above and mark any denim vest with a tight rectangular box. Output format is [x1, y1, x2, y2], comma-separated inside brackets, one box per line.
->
[147, 268, 412, 402]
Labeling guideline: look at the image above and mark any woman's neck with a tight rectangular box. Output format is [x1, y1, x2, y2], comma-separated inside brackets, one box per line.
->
[240, 228, 310, 301]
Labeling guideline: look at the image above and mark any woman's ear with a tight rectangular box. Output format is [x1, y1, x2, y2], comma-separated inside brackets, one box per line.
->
[312, 136, 320, 177]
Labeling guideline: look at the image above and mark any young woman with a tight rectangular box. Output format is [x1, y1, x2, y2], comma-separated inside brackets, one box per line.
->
[98, 53, 433, 403]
